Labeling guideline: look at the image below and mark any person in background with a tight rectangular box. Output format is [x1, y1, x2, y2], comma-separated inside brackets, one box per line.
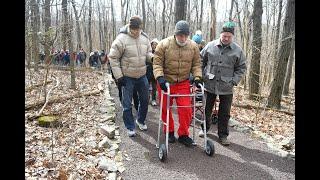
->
[147, 38, 159, 106]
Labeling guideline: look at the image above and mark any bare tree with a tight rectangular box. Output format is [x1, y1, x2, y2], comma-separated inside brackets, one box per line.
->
[209, 0, 216, 41]
[88, 0, 93, 52]
[142, 0, 146, 30]
[267, 0, 295, 109]
[31, 0, 40, 71]
[71, 0, 86, 50]
[283, 38, 295, 96]
[62, 0, 76, 89]
[121, 0, 127, 25]
[43, 0, 51, 64]
[229, 0, 235, 21]
[111, 0, 116, 40]
[97, 0, 104, 50]
[272, 0, 283, 77]
[175, 0, 187, 23]
[198, 0, 204, 30]
[162, 0, 166, 39]
[249, 0, 263, 100]
[235, 0, 244, 49]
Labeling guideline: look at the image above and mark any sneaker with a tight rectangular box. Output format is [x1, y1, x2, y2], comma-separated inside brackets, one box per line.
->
[178, 135, 195, 147]
[151, 100, 157, 106]
[168, 132, 176, 143]
[127, 130, 136, 137]
[219, 137, 230, 146]
[136, 119, 148, 131]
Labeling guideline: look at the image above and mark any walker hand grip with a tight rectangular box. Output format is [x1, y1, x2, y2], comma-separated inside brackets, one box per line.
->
[165, 82, 170, 88]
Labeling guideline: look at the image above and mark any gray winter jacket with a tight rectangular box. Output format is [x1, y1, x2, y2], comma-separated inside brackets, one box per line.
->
[200, 39, 247, 95]
[108, 25, 152, 80]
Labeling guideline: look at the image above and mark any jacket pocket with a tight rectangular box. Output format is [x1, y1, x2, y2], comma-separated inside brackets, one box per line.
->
[219, 76, 233, 93]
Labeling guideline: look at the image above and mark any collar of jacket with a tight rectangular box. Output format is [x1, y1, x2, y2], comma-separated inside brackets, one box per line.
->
[119, 24, 149, 39]
[217, 39, 235, 49]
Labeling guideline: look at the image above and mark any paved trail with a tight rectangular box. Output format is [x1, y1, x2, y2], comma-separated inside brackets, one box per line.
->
[111, 83, 295, 180]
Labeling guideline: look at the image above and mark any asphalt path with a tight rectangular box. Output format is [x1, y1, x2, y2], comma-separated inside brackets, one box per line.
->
[111, 83, 295, 180]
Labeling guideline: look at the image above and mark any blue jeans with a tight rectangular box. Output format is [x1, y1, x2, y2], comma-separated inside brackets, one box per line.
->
[121, 75, 149, 131]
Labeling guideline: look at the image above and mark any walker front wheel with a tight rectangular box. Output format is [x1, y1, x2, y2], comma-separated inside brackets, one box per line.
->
[158, 144, 167, 162]
[205, 140, 215, 156]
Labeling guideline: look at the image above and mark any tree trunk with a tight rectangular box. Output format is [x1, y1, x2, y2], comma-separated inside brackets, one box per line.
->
[209, 0, 216, 41]
[198, 0, 203, 30]
[142, 0, 146, 30]
[82, 6, 88, 51]
[31, 0, 40, 71]
[272, 0, 283, 77]
[153, 0, 157, 36]
[111, 0, 116, 40]
[283, 38, 295, 96]
[242, 0, 251, 91]
[62, 0, 75, 89]
[186, 0, 191, 22]
[267, 0, 277, 85]
[121, 0, 126, 25]
[88, 0, 93, 52]
[235, 0, 244, 54]
[229, 0, 235, 21]
[125, 0, 129, 24]
[43, 0, 51, 64]
[249, 0, 263, 100]
[71, 0, 82, 50]
[175, 0, 187, 24]
[267, 0, 295, 109]
[165, 0, 174, 37]
[97, 0, 104, 50]
[161, 0, 166, 39]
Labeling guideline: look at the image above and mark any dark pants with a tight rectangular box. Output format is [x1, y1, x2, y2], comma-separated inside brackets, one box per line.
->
[205, 92, 233, 138]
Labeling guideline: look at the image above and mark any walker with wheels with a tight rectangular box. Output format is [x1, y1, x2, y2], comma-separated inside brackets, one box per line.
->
[156, 82, 215, 162]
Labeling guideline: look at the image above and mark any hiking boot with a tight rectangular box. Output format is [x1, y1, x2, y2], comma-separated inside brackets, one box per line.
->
[136, 120, 148, 131]
[127, 130, 136, 137]
[219, 137, 230, 146]
[151, 100, 157, 106]
[168, 132, 176, 143]
[178, 135, 195, 147]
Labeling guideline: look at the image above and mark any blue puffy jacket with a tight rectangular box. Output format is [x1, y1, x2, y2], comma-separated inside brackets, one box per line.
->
[192, 34, 202, 44]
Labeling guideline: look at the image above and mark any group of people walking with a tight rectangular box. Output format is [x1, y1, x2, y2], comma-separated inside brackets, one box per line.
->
[108, 15, 247, 147]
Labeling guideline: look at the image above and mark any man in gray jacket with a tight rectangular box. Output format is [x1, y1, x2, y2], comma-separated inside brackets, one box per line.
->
[108, 16, 153, 137]
[199, 21, 247, 145]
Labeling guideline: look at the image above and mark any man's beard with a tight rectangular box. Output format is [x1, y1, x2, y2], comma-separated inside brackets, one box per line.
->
[176, 39, 187, 46]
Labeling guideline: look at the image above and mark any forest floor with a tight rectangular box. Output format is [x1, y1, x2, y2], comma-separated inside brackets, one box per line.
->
[25, 67, 295, 179]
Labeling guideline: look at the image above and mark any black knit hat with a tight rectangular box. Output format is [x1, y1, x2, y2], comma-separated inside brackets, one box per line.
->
[129, 15, 142, 29]
[221, 21, 235, 35]
[175, 20, 190, 35]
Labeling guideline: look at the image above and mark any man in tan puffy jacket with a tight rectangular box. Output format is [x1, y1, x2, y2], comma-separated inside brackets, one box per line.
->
[153, 20, 202, 147]
[108, 16, 153, 137]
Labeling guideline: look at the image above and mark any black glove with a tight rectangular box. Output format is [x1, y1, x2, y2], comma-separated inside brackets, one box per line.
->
[117, 77, 126, 87]
[230, 80, 237, 86]
[157, 76, 168, 92]
[194, 77, 202, 88]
